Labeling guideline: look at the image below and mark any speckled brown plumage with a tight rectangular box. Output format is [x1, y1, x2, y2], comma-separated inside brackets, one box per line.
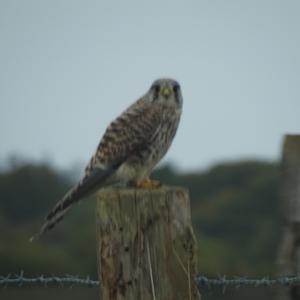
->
[31, 78, 183, 240]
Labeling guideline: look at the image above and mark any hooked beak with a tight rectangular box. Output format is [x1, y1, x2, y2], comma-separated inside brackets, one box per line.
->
[161, 87, 171, 98]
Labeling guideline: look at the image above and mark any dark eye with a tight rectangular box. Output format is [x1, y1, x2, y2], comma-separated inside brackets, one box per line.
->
[152, 84, 160, 97]
[173, 83, 180, 94]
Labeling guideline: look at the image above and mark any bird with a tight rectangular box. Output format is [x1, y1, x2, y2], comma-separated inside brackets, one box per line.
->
[30, 78, 183, 241]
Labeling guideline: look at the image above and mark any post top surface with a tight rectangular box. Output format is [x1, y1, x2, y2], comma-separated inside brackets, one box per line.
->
[97, 185, 188, 197]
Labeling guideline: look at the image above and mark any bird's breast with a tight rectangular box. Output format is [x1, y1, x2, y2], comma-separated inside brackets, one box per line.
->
[146, 109, 181, 165]
[113, 107, 181, 183]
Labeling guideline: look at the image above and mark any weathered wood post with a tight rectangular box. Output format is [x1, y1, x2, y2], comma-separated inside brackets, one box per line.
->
[96, 186, 200, 300]
[277, 135, 300, 300]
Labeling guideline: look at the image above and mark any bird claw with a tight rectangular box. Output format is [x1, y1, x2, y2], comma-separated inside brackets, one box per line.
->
[135, 178, 161, 189]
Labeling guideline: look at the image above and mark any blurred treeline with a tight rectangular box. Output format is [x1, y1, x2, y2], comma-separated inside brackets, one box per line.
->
[0, 158, 280, 299]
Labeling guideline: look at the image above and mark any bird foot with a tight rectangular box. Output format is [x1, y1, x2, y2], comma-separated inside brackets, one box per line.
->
[135, 178, 161, 189]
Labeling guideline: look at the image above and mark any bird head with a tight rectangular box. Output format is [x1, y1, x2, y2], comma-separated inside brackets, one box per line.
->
[148, 78, 183, 108]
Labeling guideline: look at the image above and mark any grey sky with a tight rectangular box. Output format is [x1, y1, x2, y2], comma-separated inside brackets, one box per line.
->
[0, 0, 299, 171]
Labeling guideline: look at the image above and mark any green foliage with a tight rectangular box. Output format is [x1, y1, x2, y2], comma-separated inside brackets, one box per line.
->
[0, 163, 70, 223]
[0, 159, 280, 278]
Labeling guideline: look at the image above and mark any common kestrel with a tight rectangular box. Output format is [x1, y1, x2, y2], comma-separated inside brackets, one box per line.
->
[31, 78, 183, 240]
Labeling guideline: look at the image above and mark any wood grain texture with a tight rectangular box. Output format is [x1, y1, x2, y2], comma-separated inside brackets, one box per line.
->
[96, 186, 200, 300]
[277, 135, 300, 300]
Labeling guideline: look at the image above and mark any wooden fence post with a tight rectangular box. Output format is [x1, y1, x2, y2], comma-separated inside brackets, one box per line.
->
[277, 135, 300, 300]
[96, 186, 200, 300]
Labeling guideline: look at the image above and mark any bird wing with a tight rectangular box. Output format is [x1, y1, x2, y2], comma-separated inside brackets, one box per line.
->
[85, 98, 162, 174]
[31, 99, 162, 240]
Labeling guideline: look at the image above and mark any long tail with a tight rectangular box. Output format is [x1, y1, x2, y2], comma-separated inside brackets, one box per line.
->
[30, 167, 115, 241]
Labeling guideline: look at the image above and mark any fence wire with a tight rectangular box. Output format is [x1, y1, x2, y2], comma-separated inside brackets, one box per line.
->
[1, 272, 300, 289]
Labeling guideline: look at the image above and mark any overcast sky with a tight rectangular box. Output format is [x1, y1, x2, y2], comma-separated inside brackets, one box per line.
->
[0, 0, 299, 171]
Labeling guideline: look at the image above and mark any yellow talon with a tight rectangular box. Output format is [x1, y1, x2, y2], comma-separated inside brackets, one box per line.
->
[135, 178, 161, 189]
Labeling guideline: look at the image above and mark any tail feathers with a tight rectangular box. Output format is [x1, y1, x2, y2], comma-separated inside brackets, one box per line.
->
[30, 166, 116, 242]
[29, 186, 79, 242]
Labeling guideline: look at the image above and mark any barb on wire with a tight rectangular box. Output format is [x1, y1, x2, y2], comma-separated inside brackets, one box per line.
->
[1, 272, 300, 290]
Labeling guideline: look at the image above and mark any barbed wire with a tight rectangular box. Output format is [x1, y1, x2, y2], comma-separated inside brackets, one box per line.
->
[196, 275, 300, 288]
[0, 272, 99, 288]
[1, 272, 300, 289]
